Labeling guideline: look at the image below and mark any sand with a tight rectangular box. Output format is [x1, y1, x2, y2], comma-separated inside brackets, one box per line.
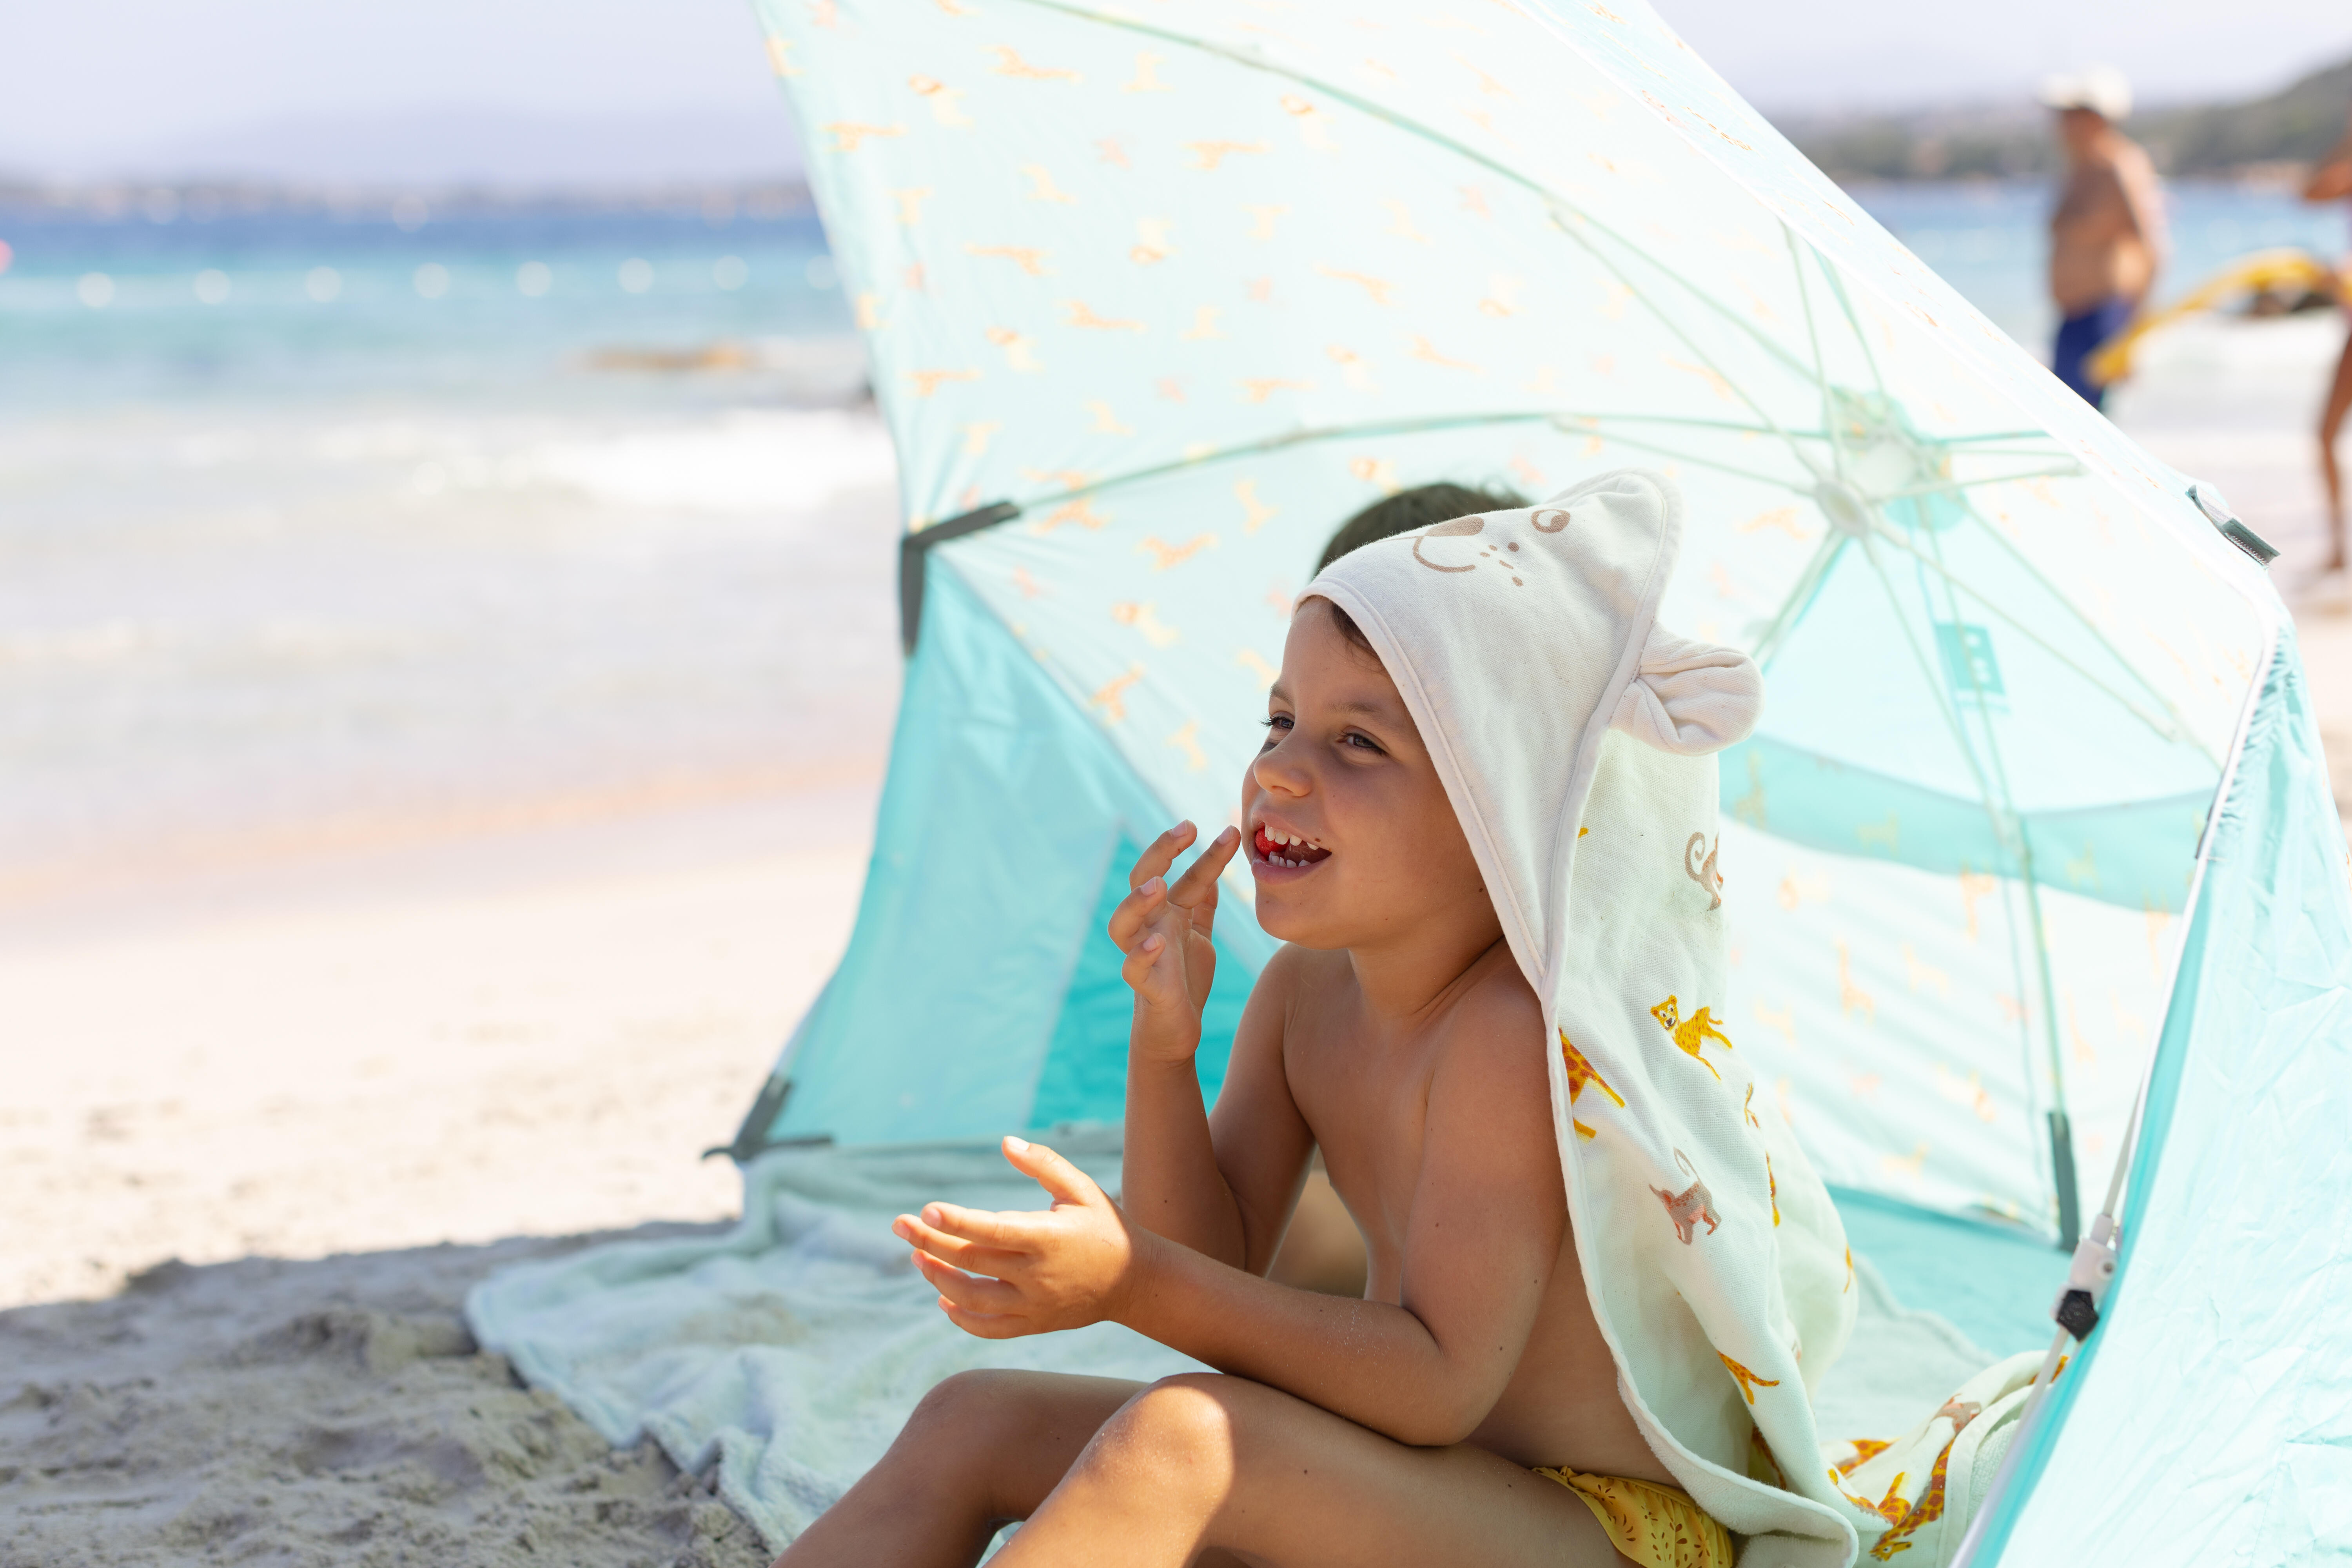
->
[0, 1227, 771, 1568]
[0, 780, 878, 1312]
[0, 778, 878, 1564]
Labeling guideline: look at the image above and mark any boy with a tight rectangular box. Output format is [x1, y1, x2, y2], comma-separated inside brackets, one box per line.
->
[773, 495, 1737, 1564]
[1268, 478, 1530, 1299]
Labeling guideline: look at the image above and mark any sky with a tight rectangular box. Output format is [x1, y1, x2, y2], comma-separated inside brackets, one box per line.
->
[0, 0, 795, 184]
[3, 0, 2350, 184]
[1659, 0, 2352, 116]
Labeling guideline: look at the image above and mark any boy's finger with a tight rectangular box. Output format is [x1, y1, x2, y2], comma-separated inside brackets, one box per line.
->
[1167, 826, 1241, 909]
[1126, 822, 1198, 891]
[1188, 877, 1221, 934]
[912, 1250, 1024, 1314]
[915, 1201, 1036, 1251]
[1001, 1135, 1103, 1209]
[1120, 931, 1179, 997]
[1105, 878, 1169, 949]
[893, 1215, 1026, 1276]
[938, 1303, 1032, 1341]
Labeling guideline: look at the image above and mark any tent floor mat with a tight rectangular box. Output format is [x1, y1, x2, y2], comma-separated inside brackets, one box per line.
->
[470, 1137, 2033, 1551]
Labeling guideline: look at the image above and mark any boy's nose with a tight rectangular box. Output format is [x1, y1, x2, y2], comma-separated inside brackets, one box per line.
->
[1249, 746, 1310, 797]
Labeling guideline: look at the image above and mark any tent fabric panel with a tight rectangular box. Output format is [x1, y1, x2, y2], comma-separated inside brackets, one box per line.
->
[1722, 737, 2206, 916]
[1027, 835, 1255, 1131]
[1996, 638, 2352, 1563]
[1719, 821, 2166, 1238]
[1827, 1187, 2065, 1357]
[776, 568, 1255, 1145]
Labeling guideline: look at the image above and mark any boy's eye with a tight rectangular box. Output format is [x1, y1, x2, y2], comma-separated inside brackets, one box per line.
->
[1342, 731, 1385, 755]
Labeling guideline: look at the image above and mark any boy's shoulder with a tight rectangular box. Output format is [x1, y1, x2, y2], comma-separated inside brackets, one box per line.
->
[1429, 946, 1546, 1087]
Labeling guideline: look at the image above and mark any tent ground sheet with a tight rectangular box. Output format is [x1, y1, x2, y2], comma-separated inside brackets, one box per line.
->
[467, 1131, 2067, 1552]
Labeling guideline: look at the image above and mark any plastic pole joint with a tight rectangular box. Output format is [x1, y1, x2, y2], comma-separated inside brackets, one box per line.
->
[2050, 1211, 2119, 1342]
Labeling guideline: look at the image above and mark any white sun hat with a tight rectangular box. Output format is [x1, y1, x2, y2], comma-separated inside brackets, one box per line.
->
[2039, 65, 2134, 122]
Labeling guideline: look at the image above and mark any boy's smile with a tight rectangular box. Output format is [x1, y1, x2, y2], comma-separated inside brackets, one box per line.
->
[1248, 820, 1330, 873]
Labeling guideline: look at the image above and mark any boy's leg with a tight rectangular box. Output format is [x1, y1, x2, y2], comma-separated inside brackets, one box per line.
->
[997, 1373, 1641, 1568]
[773, 1371, 1142, 1568]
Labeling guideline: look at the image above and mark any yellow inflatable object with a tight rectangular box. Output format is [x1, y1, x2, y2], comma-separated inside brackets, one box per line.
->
[2086, 248, 2343, 386]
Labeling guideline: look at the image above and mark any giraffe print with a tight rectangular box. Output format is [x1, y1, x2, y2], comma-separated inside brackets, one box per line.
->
[1717, 1351, 1780, 1405]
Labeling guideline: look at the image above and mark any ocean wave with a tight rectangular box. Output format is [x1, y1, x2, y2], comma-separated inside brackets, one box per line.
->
[512, 408, 897, 515]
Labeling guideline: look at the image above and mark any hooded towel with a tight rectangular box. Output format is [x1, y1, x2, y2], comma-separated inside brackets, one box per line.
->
[1308, 468, 1880, 1567]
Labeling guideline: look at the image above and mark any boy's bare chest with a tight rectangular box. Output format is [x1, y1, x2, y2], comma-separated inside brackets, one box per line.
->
[1283, 1018, 1436, 1254]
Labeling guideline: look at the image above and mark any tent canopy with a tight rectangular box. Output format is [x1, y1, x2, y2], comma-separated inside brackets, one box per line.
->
[722, 0, 2343, 1559]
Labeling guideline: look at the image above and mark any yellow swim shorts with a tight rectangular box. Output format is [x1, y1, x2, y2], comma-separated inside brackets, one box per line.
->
[1532, 1467, 1735, 1568]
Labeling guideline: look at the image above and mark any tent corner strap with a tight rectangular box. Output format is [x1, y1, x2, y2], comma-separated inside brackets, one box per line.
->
[900, 500, 1024, 654]
[2188, 481, 2278, 566]
[702, 1072, 835, 1162]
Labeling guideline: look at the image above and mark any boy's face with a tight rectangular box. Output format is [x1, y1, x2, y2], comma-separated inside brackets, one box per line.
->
[1242, 600, 1491, 949]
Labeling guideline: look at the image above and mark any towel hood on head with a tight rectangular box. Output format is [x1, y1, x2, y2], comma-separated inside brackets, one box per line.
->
[1308, 469, 1871, 1567]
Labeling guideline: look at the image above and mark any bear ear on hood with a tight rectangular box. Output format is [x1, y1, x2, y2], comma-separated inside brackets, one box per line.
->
[1610, 625, 1764, 755]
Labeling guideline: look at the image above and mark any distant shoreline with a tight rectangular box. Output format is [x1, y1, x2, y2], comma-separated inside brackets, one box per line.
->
[1781, 53, 2350, 185]
[0, 177, 813, 223]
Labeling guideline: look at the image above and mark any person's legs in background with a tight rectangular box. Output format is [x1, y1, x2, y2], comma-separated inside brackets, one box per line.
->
[2320, 314, 2352, 572]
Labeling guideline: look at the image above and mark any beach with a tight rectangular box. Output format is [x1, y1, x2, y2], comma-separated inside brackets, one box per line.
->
[0, 489, 897, 1564]
[4, 181, 2350, 1562]
[1, 194, 909, 1552]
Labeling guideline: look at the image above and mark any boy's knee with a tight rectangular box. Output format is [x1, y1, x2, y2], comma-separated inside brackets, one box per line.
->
[1092, 1375, 1242, 1483]
[898, 1370, 1027, 1457]
[909, 1368, 998, 1423]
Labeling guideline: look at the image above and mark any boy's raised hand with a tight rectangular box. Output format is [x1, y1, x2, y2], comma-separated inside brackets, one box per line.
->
[1107, 820, 1241, 1062]
[893, 1136, 1154, 1339]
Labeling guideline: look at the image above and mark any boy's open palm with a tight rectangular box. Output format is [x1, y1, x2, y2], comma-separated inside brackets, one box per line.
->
[1107, 821, 1240, 1061]
[894, 1137, 1151, 1338]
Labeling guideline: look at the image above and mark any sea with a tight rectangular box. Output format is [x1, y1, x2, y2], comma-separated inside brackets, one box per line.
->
[0, 181, 2344, 918]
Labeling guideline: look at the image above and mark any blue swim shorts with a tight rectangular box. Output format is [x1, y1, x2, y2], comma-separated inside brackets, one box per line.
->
[2051, 296, 2134, 410]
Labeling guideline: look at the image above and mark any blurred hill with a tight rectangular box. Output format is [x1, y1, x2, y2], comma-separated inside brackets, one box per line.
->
[1789, 53, 2352, 181]
[0, 104, 800, 193]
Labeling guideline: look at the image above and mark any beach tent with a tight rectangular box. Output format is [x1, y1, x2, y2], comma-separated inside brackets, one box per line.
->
[691, 0, 2348, 1557]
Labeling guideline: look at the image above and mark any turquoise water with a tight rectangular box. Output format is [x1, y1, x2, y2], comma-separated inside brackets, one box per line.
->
[0, 198, 894, 909]
[3, 181, 2338, 405]
[0, 200, 858, 408]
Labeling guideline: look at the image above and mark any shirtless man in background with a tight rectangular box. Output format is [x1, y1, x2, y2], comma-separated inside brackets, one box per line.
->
[2042, 67, 2165, 411]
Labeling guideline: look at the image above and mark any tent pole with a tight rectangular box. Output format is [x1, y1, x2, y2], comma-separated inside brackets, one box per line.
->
[2046, 1108, 2080, 1252]
[2017, 851, 2081, 1251]
[1908, 516, 2083, 1251]
[900, 500, 1021, 654]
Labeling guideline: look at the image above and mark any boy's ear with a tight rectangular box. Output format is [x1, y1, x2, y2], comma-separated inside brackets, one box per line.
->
[1610, 626, 1763, 755]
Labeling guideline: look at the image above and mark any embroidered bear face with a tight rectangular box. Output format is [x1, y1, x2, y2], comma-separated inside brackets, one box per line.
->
[1408, 509, 1571, 585]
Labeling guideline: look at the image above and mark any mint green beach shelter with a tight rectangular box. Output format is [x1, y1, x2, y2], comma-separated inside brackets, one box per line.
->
[470, 0, 2350, 1559]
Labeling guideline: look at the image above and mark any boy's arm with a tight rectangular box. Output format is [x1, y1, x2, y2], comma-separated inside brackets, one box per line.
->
[1124, 951, 1315, 1273]
[1112, 823, 1314, 1274]
[902, 980, 1564, 1448]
